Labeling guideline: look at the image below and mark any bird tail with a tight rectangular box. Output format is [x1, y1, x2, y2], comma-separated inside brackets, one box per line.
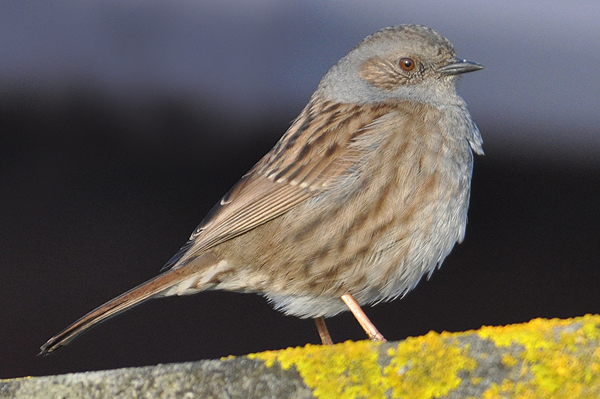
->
[39, 252, 220, 355]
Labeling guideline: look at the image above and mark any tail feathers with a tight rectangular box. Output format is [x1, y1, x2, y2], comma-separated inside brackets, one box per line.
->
[39, 252, 220, 356]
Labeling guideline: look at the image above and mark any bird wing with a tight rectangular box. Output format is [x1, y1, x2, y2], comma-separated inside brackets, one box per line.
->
[162, 100, 396, 271]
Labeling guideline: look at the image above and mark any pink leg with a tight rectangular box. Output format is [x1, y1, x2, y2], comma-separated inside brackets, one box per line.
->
[314, 316, 334, 345]
[341, 293, 386, 342]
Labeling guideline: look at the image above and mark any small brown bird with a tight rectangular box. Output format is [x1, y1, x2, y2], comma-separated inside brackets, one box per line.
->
[40, 24, 483, 355]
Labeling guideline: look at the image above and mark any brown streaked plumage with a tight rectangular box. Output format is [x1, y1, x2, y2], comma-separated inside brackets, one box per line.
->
[40, 24, 484, 355]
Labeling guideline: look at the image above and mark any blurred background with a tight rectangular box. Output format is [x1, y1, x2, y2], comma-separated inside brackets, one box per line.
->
[2, 1, 599, 379]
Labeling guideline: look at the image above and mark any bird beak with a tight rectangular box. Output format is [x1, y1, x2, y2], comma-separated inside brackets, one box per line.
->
[438, 59, 484, 76]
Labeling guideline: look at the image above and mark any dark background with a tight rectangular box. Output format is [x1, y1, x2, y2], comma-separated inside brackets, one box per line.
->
[2, 2, 599, 379]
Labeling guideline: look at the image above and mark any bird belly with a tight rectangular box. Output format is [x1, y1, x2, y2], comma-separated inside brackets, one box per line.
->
[215, 132, 474, 318]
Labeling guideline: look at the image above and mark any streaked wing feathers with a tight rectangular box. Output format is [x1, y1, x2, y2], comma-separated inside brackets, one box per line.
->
[163, 99, 398, 271]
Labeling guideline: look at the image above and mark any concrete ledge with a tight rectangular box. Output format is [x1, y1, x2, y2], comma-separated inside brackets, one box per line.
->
[3, 315, 600, 398]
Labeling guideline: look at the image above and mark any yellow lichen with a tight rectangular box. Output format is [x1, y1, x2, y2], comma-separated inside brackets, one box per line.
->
[478, 314, 600, 398]
[246, 315, 600, 398]
[249, 340, 387, 399]
[384, 331, 476, 399]
[501, 353, 518, 368]
[250, 331, 475, 399]
[482, 379, 518, 399]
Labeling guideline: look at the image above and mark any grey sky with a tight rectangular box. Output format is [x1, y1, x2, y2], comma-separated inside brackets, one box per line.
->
[1, 1, 599, 163]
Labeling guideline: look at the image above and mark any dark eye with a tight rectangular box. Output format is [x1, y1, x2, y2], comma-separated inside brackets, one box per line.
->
[399, 57, 415, 71]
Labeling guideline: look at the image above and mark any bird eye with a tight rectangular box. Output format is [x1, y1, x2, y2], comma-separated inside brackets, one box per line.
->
[399, 58, 415, 71]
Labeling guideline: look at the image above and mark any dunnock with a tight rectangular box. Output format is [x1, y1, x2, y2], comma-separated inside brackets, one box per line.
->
[40, 24, 483, 354]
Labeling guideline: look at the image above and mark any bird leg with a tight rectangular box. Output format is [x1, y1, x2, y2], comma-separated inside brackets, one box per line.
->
[314, 317, 334, 345]
[341, 293, 386, 342]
